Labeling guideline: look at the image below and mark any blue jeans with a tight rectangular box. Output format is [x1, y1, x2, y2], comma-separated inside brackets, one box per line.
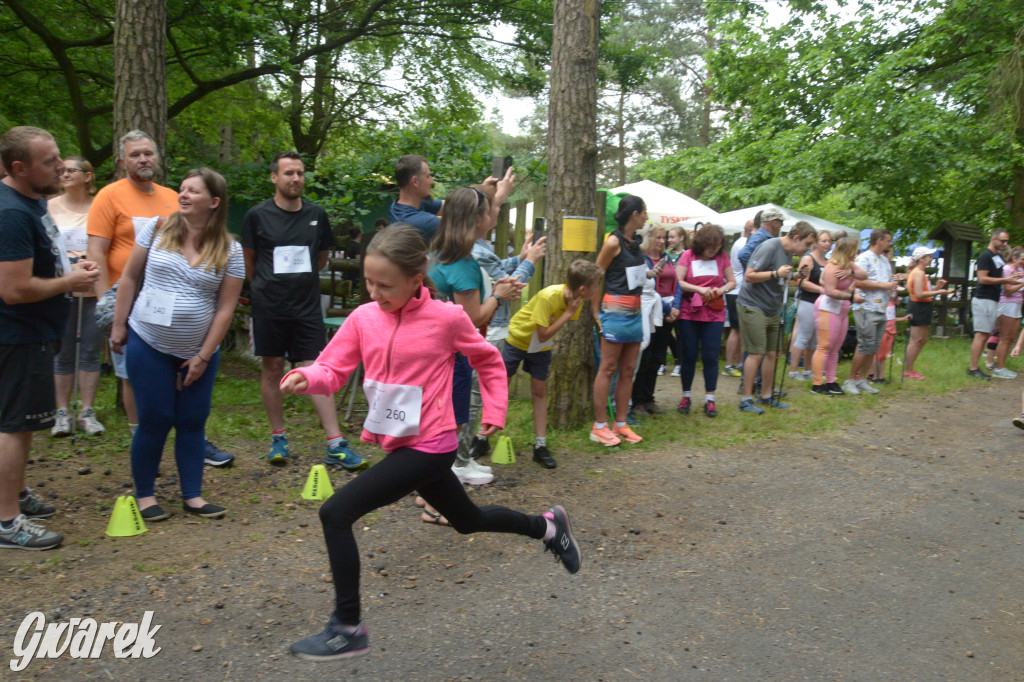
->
[677, 319, 724, 394]
[126, 327, 219, 500]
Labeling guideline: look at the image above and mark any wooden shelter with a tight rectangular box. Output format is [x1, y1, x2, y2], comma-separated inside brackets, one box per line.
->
[927, 221, 986, 334]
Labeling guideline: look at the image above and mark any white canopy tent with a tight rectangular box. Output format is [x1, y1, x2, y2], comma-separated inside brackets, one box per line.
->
[507, 179, 720, 234]
[685, 203, 852, 237]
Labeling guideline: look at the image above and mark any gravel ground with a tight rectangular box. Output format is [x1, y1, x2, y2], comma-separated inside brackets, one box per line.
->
[2, 377, 1023, 681]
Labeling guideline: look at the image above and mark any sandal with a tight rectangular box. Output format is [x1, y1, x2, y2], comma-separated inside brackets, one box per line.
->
[420, 510, 451, 527]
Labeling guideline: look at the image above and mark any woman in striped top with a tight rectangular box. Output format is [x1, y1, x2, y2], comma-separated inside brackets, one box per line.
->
[110, 168, 244, 521]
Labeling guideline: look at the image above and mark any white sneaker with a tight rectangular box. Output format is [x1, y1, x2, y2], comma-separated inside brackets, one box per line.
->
[657, 365, 665, 376]
[856, 379, 879, 394]
[50, 409, 72, 437]
[992, 367, 1018, 379]
[985, 361, 996, 371]
[467, 458, 493, 475]
[800, 370, 814, 381]
[842, 379, 861, 395]
[788, 371, 809, 381]
[671, 366, 681, 377]
[76, 407, 106, 435]
[453, 464, 493, 485]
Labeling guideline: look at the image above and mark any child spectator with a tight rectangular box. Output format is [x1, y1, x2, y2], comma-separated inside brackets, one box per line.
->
[501, 260, 604, 468]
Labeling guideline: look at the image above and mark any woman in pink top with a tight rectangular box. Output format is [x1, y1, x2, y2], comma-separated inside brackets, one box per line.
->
[279, 224, 581, 661]
[811, 238, 867, 395]
[993, 247, 1024, 377]
[673, 224, 736, 417]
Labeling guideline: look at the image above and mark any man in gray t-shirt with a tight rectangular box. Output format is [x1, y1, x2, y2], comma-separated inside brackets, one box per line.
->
[736, 223, 817, 414]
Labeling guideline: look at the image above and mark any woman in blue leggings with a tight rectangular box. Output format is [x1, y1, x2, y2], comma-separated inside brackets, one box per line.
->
[111, 168, 244, 521]
[674, 224, 736, 418]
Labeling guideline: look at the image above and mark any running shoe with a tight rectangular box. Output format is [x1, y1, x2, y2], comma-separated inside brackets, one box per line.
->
[1013, 415, 1024, 431]
[452, 464, 493, 485]
[533, 445, 557, 469]
[204, 440, 235, 467]
[800, 370, 814, 381]
[469, 436, 490, 461]
[811, 384, 831, 396]
[657, 364, 665, 376]
[721, 365, 742, 378]
[267, 434, 289, 465]
[19, 489, 55, 519]
[992, 367, 1017, 379]
[325, 440, 366, 470]
[985, 361, 996, 371]
[825, 382, 846, 395]
[643, 401, 665, 415]
[757, 396, 790, 409]
[842, 379, 861, 395]
[589, 424, 621, 447]
[903, 370, 925, 380]
[612, 424, 643, 443]
[738, 398, 764, 414]
[76, 407, 106, 435]
[543, 505, 581, 574]
[856, 379, 880, 394]
[704, 400, 718, 417]
[50, 409, 72, 437]
[676, 397, 691, 414]
[788, 371, 809, 381]
[0, 515, 62, 551]
[967, 368, 991, 381]
[671, 365, 682, 377]
[467, 458, 493, 475]
[290, 614, 370, 661]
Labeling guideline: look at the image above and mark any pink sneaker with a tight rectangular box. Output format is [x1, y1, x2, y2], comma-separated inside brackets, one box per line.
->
[590, 424, 621, 447]
[903, 370, 925, 380]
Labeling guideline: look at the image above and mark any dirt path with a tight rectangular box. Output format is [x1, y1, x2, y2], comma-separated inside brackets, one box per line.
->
[2, 379, 1023, 680]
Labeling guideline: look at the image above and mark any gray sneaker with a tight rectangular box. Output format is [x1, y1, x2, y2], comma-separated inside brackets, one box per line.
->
[19, 489, 55, 519]
[992, 367, 1018, 379]
[856, 379, 880, 394]
[76, 407, 106, 435]
[51, 409, 72, 437]
[842, 379, 861, 395]
[0, 515, 63, 550]
[290, 614, 370, 660]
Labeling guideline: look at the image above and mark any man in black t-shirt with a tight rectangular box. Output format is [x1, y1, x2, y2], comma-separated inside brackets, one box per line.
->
[968, 229, 1018, 380]
[241, 152, 364, 470]
[0, 126, 99, 550]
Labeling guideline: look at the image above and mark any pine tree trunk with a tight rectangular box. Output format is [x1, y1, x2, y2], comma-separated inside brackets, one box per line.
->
[544, 0, 600, 428]
[113, 0, 167, 177]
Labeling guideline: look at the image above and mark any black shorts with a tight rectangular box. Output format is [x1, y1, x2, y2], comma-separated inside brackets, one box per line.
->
[906, 300, 933, 327]
[251, 317, 326, 362]
[500, 340, 553, 381]
[726, 294, 739, 329]
[0, 342, 58, 433]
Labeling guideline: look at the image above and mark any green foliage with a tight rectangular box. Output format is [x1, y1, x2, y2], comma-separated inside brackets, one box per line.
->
[638, 0, 1024, 239]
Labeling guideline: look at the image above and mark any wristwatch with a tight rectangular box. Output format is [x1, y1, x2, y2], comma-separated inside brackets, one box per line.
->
[490, 293, 504, 305]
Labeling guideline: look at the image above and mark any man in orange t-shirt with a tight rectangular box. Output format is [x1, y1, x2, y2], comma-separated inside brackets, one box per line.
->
[86, 130, 176, 432]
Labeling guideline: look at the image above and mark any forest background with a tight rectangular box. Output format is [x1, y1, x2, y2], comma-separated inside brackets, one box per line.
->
[2, 0, 1022, 241]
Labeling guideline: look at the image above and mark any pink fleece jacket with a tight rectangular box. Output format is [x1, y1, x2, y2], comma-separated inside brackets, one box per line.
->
[284, 284, 508, 452]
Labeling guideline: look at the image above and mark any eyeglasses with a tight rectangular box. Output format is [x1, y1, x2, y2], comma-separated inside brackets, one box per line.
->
[998, 239, 1010, 244]
[61, 168, 85, 175]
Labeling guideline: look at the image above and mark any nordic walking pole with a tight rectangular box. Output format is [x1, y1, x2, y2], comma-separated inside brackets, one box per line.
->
[69, 293, 84, 443]
[773, 263, 807, 400]
[900, 313, 912, 385]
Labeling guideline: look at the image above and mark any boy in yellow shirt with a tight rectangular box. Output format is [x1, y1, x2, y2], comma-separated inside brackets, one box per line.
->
[501, 260, 604, 468]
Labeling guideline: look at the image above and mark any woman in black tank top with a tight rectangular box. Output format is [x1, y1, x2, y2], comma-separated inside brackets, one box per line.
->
[590, 195, 649, 447]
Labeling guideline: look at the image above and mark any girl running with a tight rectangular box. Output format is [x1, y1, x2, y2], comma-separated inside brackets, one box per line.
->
[280, 223, 580, 661]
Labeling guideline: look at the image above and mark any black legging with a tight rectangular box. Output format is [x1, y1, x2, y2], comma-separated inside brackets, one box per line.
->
[632, 323, 673, 406]
[319, 446, 547, 624]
